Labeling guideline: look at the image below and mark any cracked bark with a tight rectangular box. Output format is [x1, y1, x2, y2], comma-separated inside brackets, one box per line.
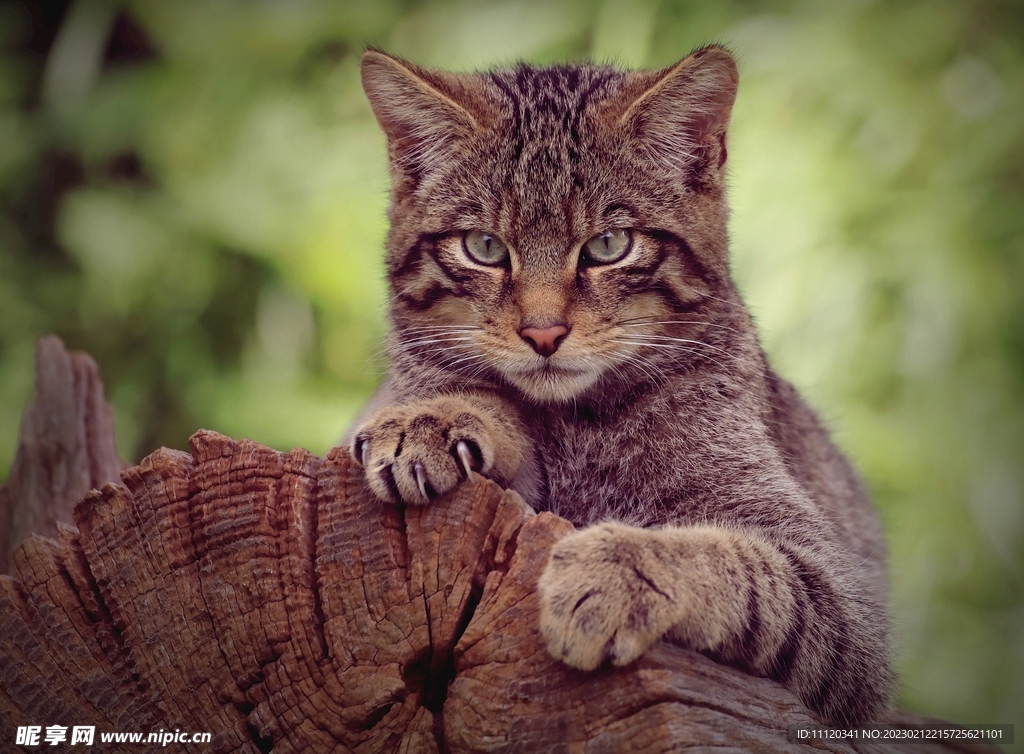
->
[0, 338, 1000, 753]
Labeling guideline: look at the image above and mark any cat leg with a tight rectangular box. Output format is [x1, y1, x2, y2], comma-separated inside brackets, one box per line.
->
[537, 521, 891, 725]
[351, 393, 538, 506]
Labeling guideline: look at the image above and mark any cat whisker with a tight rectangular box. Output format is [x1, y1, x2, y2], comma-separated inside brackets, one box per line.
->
[395, 331, 479, 340]
[612, 335, 732, 359]
[700, 293, 748, 310]
[398, 333, 478, 343]
[457, 361, 488, 381]
[610, 338, 703, 353]
[590, 347, 662, 388]
[589, 354, 625, 385]
[463, 361, 500, 384]
[618, 346, 723, 374]
[618, 352, 665, 386]
[420, 342, 475, 360]
[610, 339, 729, 372]
[420, 345, 475, 360]
[617, 315, 710, 325]
[617, 319, 736, 333]
[395, 335, 474, 349]
[395, 332, 474, 344]
[447, 360, 495, 384]
[437, 351, 486, 373]
[401, 325, 481, 333]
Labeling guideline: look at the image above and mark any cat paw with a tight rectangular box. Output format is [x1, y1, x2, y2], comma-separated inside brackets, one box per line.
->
[537, 522, 681, 670]
[350, 399, 493, 505]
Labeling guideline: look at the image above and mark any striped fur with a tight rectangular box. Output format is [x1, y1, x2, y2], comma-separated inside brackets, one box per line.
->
[352, 46, 892, 725]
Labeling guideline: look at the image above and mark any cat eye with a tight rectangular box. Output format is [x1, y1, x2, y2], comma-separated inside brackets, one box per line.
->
[462, 230, 510, 266]
[581, 229, 633, 265]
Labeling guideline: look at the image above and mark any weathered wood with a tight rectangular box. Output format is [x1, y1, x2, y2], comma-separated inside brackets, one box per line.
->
[0, 335, 123, 574]
[0, 339, 1000, 753]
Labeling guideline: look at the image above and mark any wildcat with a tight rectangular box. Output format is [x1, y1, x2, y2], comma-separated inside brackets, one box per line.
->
[350, 45, 892, 726]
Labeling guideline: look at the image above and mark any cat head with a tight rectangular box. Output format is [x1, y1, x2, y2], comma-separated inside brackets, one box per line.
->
[361, 47, 739, 403]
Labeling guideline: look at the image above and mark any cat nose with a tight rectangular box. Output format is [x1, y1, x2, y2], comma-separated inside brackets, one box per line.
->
[519, 324, 569, 357]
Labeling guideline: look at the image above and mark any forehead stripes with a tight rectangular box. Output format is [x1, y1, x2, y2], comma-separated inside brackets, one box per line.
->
[488, 65, 622, 234]
[490, 66, 619, 167]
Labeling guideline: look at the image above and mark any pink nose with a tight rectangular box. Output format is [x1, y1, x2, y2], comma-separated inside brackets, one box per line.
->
[519, 324, 569, 357]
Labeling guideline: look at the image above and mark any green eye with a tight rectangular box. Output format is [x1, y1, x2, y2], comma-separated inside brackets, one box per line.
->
[462, 230, 509, 266]
[581, 228, 633, 265]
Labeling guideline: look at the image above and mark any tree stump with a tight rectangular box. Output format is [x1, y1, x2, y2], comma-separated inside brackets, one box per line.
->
[0, 338, 1001, 753]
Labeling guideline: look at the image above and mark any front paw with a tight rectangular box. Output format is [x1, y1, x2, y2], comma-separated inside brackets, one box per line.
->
[351, 400, 493, 505]
[537, 522, 680, 671]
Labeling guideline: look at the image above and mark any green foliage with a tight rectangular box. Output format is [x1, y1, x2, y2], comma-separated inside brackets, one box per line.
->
[0, 0, 1020, 740]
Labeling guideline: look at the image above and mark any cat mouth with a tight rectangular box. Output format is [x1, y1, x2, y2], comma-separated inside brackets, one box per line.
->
[503, 360, 602, 402]
[536, 361, 577, 375]
[519, 358, 587, 378]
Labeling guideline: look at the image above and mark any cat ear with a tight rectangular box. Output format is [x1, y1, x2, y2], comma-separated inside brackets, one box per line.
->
[361, 50, 483, 183]
[617, 45, 738, 179]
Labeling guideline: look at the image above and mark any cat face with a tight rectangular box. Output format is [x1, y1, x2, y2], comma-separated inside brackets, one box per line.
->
[362, 48, 738, 403]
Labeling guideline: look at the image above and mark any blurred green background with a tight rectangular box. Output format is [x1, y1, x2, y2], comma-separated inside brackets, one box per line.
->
[0, 0, 1021, 740]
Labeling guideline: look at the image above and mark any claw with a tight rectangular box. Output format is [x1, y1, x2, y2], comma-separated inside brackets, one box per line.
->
[414, 462, 430, 501]
[353, 437, 369, 467]
[455, 440, 475, 477]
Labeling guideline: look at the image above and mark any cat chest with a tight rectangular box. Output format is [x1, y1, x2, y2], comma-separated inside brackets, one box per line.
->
[532, 411, 681, 515]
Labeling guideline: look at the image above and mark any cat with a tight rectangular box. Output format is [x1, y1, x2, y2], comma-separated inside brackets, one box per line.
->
[349, 45, 893, 727]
